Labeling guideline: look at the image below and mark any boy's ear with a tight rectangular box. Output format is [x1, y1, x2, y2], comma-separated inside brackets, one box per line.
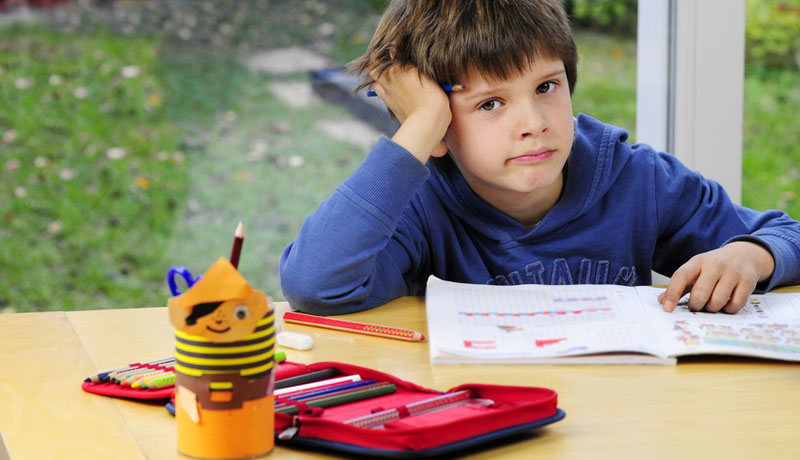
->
[429, 141, 448, 158]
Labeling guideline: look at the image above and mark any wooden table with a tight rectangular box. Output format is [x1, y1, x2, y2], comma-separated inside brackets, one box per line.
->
[1, 294, 799, 459]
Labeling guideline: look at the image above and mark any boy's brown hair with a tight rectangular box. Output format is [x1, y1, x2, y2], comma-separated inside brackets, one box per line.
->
[350, 0, 578, 95]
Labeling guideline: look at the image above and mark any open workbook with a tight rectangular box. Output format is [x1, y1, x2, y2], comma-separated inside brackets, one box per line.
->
[425, 276, 800, 365]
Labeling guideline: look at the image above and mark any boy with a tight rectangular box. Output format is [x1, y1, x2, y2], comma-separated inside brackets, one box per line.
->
[280, 0, 800, 315]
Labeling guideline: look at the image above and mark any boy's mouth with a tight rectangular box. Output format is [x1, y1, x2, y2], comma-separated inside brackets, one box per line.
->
[510, 148, 555, 163]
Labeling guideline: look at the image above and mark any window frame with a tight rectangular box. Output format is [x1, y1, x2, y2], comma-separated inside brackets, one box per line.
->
[636, 0, 746, 204]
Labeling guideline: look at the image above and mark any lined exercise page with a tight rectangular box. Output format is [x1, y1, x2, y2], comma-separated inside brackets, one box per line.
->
[426, 277, 666, 362]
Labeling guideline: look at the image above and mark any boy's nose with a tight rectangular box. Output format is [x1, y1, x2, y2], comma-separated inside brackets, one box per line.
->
[514, 102, 548, 139]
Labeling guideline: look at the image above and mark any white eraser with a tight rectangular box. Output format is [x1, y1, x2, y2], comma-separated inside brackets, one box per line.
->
[277, 331, 313, 350]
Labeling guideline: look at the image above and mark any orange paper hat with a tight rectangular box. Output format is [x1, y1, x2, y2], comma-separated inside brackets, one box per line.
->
[173, 257, 253, 310]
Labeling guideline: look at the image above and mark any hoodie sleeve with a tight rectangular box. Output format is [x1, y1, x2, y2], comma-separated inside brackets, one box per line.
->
[279, 137, 431, 314]
[651, 151, 800, 291]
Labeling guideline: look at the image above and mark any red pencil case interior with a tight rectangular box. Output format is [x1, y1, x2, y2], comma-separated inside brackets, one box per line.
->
[275, 361, 565, 458]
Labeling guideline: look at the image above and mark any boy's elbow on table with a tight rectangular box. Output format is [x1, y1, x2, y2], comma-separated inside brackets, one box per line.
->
[279, 268, 376, 316]
[279, 265, 329, 315]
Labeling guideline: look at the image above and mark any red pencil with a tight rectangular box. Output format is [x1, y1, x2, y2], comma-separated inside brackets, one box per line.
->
[283, 311, 425, 342]
[229, 221, 244, 268]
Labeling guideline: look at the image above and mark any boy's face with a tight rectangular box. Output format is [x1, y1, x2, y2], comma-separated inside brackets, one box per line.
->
[444, 56, 574, 224]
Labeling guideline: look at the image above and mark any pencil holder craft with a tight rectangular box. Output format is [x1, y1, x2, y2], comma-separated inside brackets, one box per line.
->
[167, 257, 276, 459]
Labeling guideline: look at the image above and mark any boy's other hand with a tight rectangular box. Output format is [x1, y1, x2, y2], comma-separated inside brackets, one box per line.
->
[659, 241, 775, 314]
[370, 65, 451, 163]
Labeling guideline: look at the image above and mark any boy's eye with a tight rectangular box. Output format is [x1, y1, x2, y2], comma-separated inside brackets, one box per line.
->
[479, 100, 501, 111]
[233, 305, 249, 320]
[537, 81, 557, 94]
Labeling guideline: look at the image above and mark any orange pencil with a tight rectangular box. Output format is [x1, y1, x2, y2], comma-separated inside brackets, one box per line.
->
[229, 221, 244, 269]
[283, 311, 425, 342]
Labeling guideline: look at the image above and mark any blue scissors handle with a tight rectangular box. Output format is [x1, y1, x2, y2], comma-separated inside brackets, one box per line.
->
[167, 265, 201, 296]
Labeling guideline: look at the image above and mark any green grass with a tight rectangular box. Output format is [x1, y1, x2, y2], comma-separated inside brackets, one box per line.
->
[0, 22, 373, 312]
[572, 31, 638, 138]
[742, 66, 800, 217]
[0, 15, 797, 313]
[0, 24, 186, 311]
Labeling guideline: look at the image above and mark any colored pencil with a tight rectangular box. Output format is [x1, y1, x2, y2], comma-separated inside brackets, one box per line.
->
[102, 357, 174, 381]
[283, 311, 425, 342]
[143, 373, 176, 390]
[276, 383, 397, 415]
[274, 374, 361, 397]
[344, 390, 479, 428]
[114, 367, 153, 384]
[122, 369, 170, 387]
[274, 367, 339, 390]
[229, 221, 245, 269]
[367, 84, 465, 97]
[442, 84, 467, 92]
[87, 356, 175, 383]
[131, 370, 174, 389]
[116, 365, 173, 385]
[275, 378, 367, 403]
[280, 379, 377, 403]
[274, 382, 385, 410]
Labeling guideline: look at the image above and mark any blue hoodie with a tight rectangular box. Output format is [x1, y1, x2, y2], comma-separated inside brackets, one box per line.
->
[280, 114, 800, 314]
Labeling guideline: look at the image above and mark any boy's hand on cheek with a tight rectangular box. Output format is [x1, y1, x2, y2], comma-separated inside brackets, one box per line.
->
[370, 66, 451, 163]
[659, 241, 775, 314]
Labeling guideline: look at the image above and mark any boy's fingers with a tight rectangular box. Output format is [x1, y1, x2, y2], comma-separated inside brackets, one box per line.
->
[704, 276, 738, 313]
[661, 262, 699, 312]
[721, 281, 755, 314]
[686, 272, 717, 311]
[661, 282, 690, 313]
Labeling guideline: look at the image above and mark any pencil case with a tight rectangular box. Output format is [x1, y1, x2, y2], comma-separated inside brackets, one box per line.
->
[274, 361, 565, 458]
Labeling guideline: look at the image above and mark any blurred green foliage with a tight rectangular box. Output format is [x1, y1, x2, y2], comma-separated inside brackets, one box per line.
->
[0, 25, 187, 311]
[746, 0, 800, 69]
[566, 0, 638, 36]
[742, 66, 800, 218]
[571, 32, 637, 137]
[566, 0, 800, 70]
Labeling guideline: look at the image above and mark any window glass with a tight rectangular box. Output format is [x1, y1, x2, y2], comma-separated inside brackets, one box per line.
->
[568, 0, 638, 139]
[1, 0, 642, 312]
[741, 0, 800, 215]
[0, 0, 381, 312]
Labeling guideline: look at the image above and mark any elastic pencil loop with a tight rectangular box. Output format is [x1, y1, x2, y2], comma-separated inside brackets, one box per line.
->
[291, 401, 311, 415]
[395, 405, 411, 419]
